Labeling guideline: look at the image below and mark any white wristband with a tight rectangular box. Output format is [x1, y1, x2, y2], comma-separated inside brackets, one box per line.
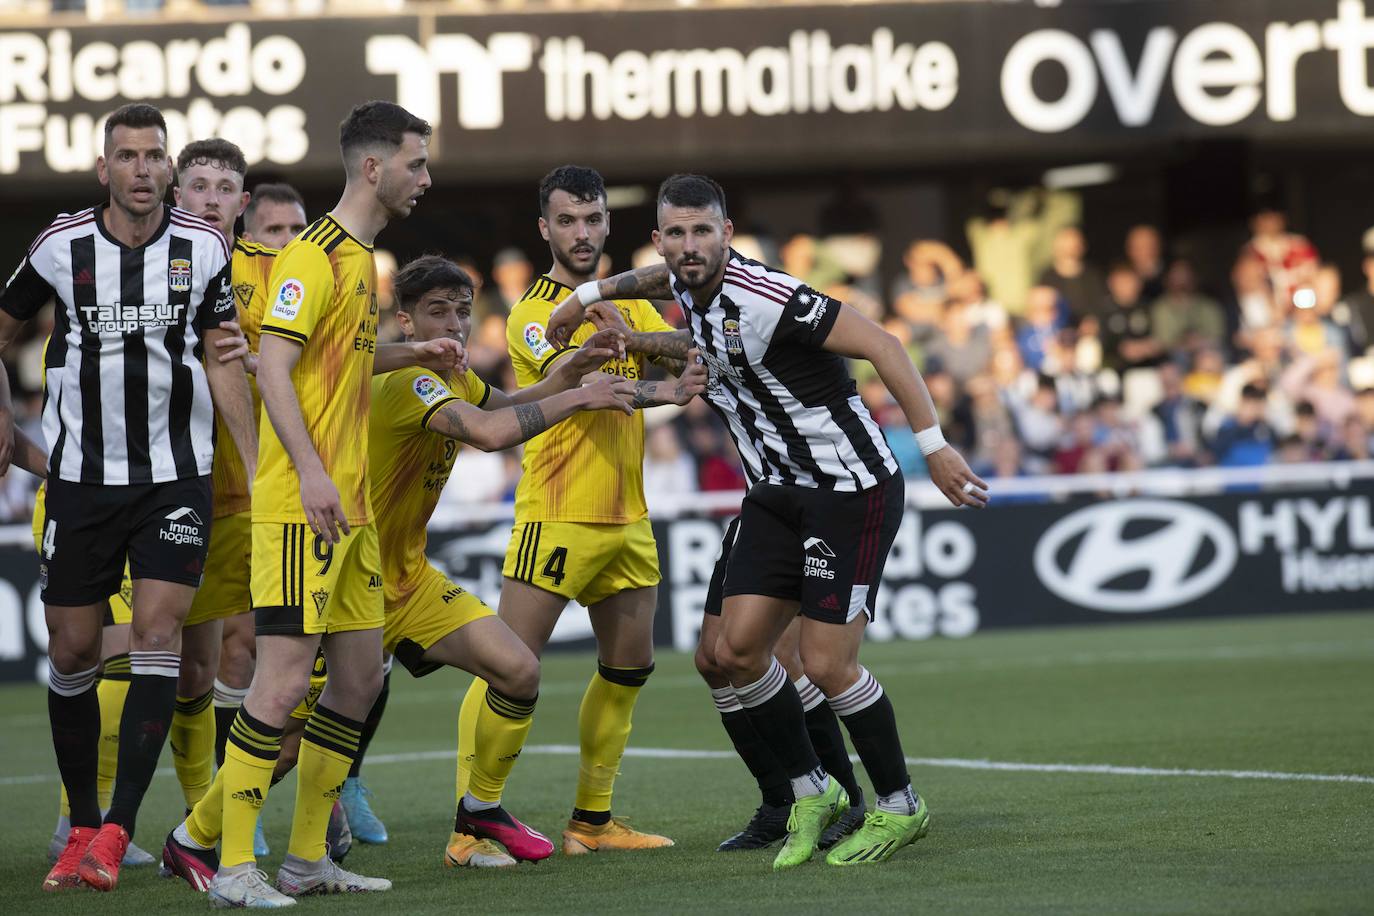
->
[573, 281, 601, 309]
[915, 425, 946, 456]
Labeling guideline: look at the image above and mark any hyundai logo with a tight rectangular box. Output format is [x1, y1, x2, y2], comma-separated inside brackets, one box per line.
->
[1033, 500, 1237, 613]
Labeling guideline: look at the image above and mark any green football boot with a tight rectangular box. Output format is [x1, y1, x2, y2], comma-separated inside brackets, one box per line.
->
[772, 778, 847, 871]
[825, 796, 930, 866]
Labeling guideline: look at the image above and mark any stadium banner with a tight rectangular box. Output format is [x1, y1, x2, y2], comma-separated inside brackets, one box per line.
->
[2, 484, 1373, 682]
[2, 0, 1373, 181]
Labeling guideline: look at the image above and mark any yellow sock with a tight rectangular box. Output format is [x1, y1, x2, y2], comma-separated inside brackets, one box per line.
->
[186, 766, 226, 849]
[574, 662, 654, 813]
[171, 690, 216, 807]
[287, 704, 361, 862]
[95, 657, 132, 810]
[220, 709, 283, 868]
[467, 686, 536, 804]
[456, 678, 485, 801]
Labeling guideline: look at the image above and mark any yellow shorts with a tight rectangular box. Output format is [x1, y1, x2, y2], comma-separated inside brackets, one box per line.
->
[289, 647, 329, 721]
[186, 512, 252, 627]
[502, 518, 661, 607]
[384, 564, 495, 678]
[251, 522, 384, 636]
[32, 488, 132, 627]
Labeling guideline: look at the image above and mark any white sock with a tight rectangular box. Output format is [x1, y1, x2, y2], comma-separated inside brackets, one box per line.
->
[876, 784, 919, 816]
[173, 820, 212, 851]
[790, 765, 830, 800]
[462, 791, 499, 813]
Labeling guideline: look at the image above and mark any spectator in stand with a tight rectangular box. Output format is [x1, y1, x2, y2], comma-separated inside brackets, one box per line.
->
[1285, 291, 1345, 362]
[1205, 325, 1293, 440]
[1274, 434, 1311, 464]
[1212, 383, 1278, 466]
[1125, 224, 1166, 302]
[1331, 414, 1372, 460]
[1017, 285, 1064, 372]
[1053, 411, 1101, 475]
[1039, 225, 1107, 323]
[1099, 261, 1164, 374]
[966, 186, 1080, 317]
[1183, 346, 1226, 406]
[1344, 228, 1374, 353]
[1008, 372, 1063, 472]
[1151, 259, 1226, 354]
[779, 232, 843, 291]
[1303, 263, 1358, 358]
[926, 298, 991, 386]
[1243, 205, 1319, 307]
[1227, 252, 1279, 338]
[948, 269, 1008, 332]
[1152, 362, 1205, 467]
[1282, 348, 1354, 432]
[1291, 401, 1328, 458]
[1091, 395, 1147, 472]
[891, 239, 962, 342]
[967, 374, 1016, 471]
[643, 424, 697, 512]
[689, 420, 748, 492]
[490, 246, 534, 316]
[924, 366, 974, 452]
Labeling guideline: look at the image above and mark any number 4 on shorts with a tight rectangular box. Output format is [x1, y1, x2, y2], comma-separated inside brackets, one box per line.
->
[542, 547, 568, 587]
[42, 519, 56, 559]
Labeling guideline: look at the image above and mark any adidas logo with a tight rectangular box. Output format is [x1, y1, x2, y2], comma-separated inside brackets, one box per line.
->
[355, 280, 368, 296]
[73, 268, 94, 286]
[231, 787, 266, 808]
[324, 781, 345, 800]
[818, 593, 841, 611]
[166, 506, 205, 524]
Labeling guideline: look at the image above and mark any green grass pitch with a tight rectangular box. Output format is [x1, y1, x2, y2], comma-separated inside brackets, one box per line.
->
[2, 612, 1371, 914]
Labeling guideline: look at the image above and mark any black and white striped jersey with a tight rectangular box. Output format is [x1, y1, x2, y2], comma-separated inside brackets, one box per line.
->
[1, 204, 234, 485]
[673, 250, 898, 492]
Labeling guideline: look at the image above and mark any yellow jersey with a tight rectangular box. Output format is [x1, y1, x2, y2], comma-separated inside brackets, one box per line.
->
[506, 275, 673, 525]
[369, 366, 491, 608]
[254, 214, 379, 526]
[210, 237, 275, 519]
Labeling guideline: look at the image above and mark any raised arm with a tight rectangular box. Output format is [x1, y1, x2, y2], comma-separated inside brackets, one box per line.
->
[822, 303, 988, 508]
[374, 338, 465, 375]
[257, 334, 348, 542]
[427, 374, 635, 451]
[545, 264, 673, 346]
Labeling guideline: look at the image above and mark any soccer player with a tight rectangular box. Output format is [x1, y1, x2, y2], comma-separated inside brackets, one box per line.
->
[0, 103, 259, 892]
[456, 165, 702, 855]
[547, 174, 987, 870]
[190, 100, 452, 908]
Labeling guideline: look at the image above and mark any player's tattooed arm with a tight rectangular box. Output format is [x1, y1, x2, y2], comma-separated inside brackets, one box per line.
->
[627, 354, 707, 408]
[547, 264, 674, 346]
[584, 304, 689, 375]
[427, 382, 631, 452]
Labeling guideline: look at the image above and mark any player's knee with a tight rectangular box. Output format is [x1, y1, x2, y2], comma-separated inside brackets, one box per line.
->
[254, 670, 312, 722]
[177, 653, 216, 696]
[217, 644, 254, 687]
[715, 640, 767, 683]
[48, 642, 101, 676]
[129, 617, 181, 654]
[802, 656, 860, 698]
[694, 643, 726, 683]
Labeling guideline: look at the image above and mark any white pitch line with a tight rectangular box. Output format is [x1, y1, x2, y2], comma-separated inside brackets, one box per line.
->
[6, 744, 1370, 788]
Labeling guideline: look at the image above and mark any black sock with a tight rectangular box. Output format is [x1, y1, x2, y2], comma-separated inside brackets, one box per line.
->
[838, 694, 909, 798]
[804, 702, 863, 806]
[349, 671, 389, 779]
[214, 704, 237, 768]
[720, 709, 792, 807]
[49, 665, 102, 828]
[105, 653, 181, 837]
[571, 807, 611, 826]
[734, 660, 821, 781]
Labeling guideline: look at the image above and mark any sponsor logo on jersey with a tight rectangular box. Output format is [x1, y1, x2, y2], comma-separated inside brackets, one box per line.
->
[272, 278, 304, 320]
[160, 506, 206, 547]
[794, 290, 828, 329]
[524, 321, 553, 359]
[723, 317, 743, 355]
[803, 536, 837, 579]
[413, 374, 451, 407]
[168, 257, 192, 292]
[79, 302, 187, 333]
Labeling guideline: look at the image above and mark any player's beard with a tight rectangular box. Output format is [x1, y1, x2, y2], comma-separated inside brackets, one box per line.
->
[672, 247, 724, 291]
[552, 239, 602, 280]
[377, 171, 418, 220]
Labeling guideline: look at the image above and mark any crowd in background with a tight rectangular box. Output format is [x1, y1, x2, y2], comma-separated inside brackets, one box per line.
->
[4, 188, 1373, 521]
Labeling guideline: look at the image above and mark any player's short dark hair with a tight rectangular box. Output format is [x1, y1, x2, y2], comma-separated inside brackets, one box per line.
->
[657, 173, 727, 218]
[176, 138, 247, 179]
[539, 165, 606, 215]
[394, 255, 474, 311]
[339, 100, 431, 165]
[244, 182, 305, 225]
[104, 103, 167, 142]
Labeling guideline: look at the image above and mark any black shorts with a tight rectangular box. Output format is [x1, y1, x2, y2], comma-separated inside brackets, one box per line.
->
[39, 475, 213, 606]
[723, 473, 904, 624]
[703, 517, 742, 617]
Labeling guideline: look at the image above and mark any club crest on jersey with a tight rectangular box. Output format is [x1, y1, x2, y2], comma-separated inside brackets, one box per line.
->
[234, 283, 255, 310]
[412, 374, 451, 407]
[524, 322, 553, 359]
[168, 258, 192, 292]
[723, 318, 743, 355]
[273, 278, 304, 320]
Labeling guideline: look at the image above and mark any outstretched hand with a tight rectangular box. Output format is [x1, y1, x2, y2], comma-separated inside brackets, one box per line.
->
[547, 297, 590, 348]
[927, 446, 989, 508]
[415, 337, 468, 375]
